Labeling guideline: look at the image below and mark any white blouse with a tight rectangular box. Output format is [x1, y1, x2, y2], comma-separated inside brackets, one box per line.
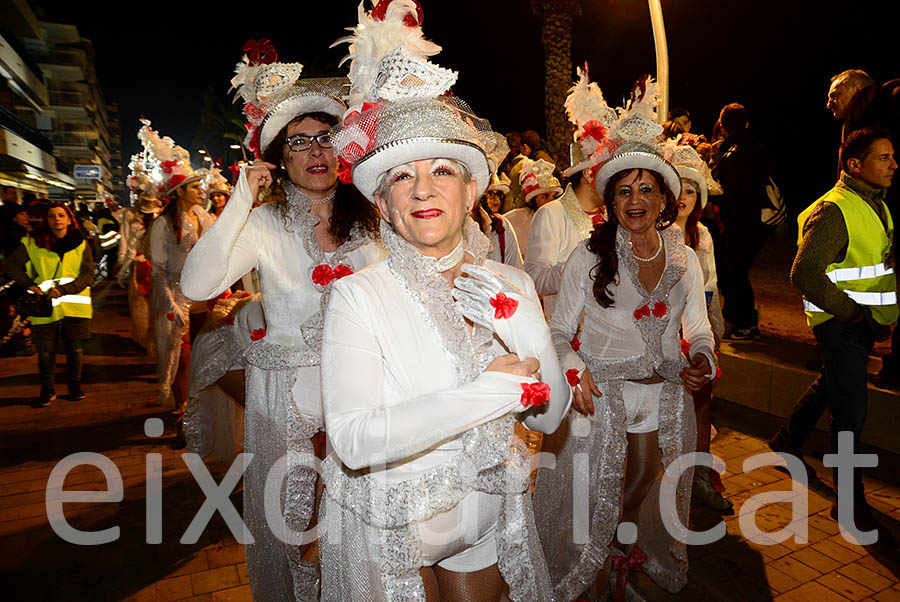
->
[550, 227, 715, 382]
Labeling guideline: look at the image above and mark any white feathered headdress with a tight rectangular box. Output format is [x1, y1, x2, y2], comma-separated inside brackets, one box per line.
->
[563, 63, 618, 175]
[333, 0, 456, 113]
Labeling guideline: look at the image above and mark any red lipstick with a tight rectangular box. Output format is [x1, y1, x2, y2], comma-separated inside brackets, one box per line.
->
[411, 209, 443, 219]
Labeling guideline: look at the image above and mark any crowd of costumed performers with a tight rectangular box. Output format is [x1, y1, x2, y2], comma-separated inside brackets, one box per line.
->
[114, 1, 745, 601]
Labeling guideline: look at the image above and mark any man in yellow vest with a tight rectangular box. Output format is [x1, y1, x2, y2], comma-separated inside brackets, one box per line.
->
[771, 127, 897, 540]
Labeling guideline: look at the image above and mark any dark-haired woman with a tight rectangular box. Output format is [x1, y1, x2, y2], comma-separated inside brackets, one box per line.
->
[180, 78, 383, 600]
[149, 169, 214, 409]
[533, 93, 715, 599]
[6, 203, 94, 407]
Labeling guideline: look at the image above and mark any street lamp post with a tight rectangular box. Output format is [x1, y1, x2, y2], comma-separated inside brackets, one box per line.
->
[648, 0, 669, 124]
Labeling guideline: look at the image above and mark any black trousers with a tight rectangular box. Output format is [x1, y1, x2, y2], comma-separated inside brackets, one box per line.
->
[32, 317, 91, 394]
[716, 220, 770, 330]
[781, 318, 875, 502]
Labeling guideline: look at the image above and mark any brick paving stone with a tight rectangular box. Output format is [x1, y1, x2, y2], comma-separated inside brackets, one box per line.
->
[191, 565, 240, 595]
[156, 575, 194, 602]
[791, 547, 845, 573]
[205, 544, 244, 568]
[856, 555, 900, 581]
[210, 585, 253, 602]
[771, 554, 823, 584]
[168, 552, 210, 577]
[839, 562, 895, 593]
[873, 588, 900, 601]
[818, 571, 878, 601]
[236, 562, 249, 585]
[775, 581, 853, 601]
[764, 563, 805, 593]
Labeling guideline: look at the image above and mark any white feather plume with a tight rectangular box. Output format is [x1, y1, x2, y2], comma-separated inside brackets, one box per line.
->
[333, 0, 442, 111]
[620, 75, 660, 121]
[565, 66, 615, 138]
[230, 55, 261, 104]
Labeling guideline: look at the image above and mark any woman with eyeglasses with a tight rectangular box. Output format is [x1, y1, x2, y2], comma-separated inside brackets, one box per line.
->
[180, 64, 383, 601]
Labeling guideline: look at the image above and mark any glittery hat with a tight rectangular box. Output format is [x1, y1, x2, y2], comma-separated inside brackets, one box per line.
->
[136, 119, 203, 197]
[519, 158, 562, 203]
[592, 76, 681, 199]
[563, 63, 617, 177]
[664, 139, 721, 208]
[200, 164, 232, 197]
[331, 0, 499, 201]
[230, 39, 346, 156]
[486, 172, 511, 195]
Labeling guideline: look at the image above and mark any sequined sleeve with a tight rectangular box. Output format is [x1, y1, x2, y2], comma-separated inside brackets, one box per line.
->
[548, 242, 590, 375]
[181, 169, 260, 301]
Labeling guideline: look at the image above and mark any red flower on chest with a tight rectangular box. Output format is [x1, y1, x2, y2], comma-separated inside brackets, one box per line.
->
[312, 264, 334, 286]
[250, 328, 266, 341]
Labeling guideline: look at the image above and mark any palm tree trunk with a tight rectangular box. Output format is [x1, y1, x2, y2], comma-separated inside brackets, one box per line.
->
[531, 0, 582, 167]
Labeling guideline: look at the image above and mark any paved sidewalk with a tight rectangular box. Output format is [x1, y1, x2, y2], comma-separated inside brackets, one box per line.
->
[2, 283, 899, 601]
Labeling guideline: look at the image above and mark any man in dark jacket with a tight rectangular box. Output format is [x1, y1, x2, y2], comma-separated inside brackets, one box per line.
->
[828, 70, 900, 387]
[713, 103, 772, 339]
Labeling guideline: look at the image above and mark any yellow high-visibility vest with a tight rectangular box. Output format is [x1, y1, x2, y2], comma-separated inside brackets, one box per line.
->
[23, 236, 93, 325]
[797, 186, 896, 327]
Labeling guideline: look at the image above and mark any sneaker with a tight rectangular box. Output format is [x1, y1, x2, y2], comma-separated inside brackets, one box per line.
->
[830, 500, 896, 545]
[724, 327, 755, 341]
[37, 390, 56, 407]
[768, 430, 816, 480]
[68, 384, 85, 401]
[692, 466, 735, 514]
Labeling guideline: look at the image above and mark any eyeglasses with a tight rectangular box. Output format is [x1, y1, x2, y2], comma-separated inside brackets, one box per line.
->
[285, 133, 333, 152]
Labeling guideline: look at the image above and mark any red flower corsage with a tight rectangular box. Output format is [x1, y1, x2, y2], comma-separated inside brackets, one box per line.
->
[312, 264, 335, 286]
[166, 312, 175, 322]
[223, 314, 235, 326]
[680, 339, 691, 355]
[333, 264, 354, 279]
[239, 291, 252, 298]
[520, 382, 551, 408]
[489, 292, 518, 319]
[250, 328, 266, 341]
[633, 305, 651, 320]
[652, 301, 667, 318]
[570, 336, 581, 351]
[160, 160, 179, 174]
[713, 366, 723, 384]
[566, 368, 581, 387]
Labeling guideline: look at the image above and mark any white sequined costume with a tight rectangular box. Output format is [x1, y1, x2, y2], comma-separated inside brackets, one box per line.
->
[319, 220, 570, 602]
[148, 205, 214, 404]
[181, 170, 384, 602]
[119, 209, 154, 350]
[533, 227, 714, 600]
[184, 294, 263, 468]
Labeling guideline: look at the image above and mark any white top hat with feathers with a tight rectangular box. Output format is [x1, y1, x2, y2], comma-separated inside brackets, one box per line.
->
[563, 63, 618, 177]
[135, 118, 202, 198]
[663, 139, 721, 208]
[331, 0, 500, 201]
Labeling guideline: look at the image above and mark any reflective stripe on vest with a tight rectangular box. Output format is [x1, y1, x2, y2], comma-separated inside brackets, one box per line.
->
[826, 263, 894, 283]
[804, 291, 898, 313]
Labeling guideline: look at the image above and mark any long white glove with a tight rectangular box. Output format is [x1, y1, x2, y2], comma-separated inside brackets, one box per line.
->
[452, 264, 571, 433]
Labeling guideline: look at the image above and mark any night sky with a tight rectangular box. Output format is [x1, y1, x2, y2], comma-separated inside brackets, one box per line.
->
[32, 0, 896, 213]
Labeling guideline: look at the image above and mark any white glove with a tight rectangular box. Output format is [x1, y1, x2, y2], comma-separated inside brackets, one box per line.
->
[452, 264, 551, 361]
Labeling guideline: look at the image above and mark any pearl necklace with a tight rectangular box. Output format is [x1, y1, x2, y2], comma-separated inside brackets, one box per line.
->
[631, 230, 663, 263]
[310, 189, 336, 205]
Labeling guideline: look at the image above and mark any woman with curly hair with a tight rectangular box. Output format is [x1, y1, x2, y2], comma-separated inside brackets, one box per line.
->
[533, 79, 715, 601]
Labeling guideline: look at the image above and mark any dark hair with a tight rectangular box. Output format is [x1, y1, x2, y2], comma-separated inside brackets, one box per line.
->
[840, 126, 892, 172]
[586, 169, 678, 308]
[668, 107, 690, 120]
[681, 178, 704, 250]
[262, 111, 379, 242]
[34, 202, 80, 250]
[522, 130, 544, 152]
[161, 181, 198, 244]
[662, 119, 687, 140]
[719, 103, 748, 134]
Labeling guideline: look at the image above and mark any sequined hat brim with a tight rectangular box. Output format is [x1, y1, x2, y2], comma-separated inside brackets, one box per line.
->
[593, 151, 682, 200]
[352, 137, 490, 202]
[259, 95, 346, 154]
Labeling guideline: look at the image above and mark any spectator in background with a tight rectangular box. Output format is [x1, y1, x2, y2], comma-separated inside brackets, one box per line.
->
[501, 131, 529, 212]
[471, 172, 523, 268]
[522, 130, 556, 166]
[2, 186, 19, 205]
[828, 69, 900, 388]
[5, 203, 94, 407]
[2, 204, 31, 258]
[668, 106, 692, 132]
[713, 102, 772, 340]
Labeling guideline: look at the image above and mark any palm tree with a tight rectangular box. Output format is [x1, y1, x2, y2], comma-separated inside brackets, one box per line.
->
[192, 87, 248, 166]
[531, 0, 582, 167]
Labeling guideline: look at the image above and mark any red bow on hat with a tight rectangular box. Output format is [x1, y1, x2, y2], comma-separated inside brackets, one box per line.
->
[611, 546, 647, 602]
[371, 0, 424, 26]
[243, 38, 277, 65]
